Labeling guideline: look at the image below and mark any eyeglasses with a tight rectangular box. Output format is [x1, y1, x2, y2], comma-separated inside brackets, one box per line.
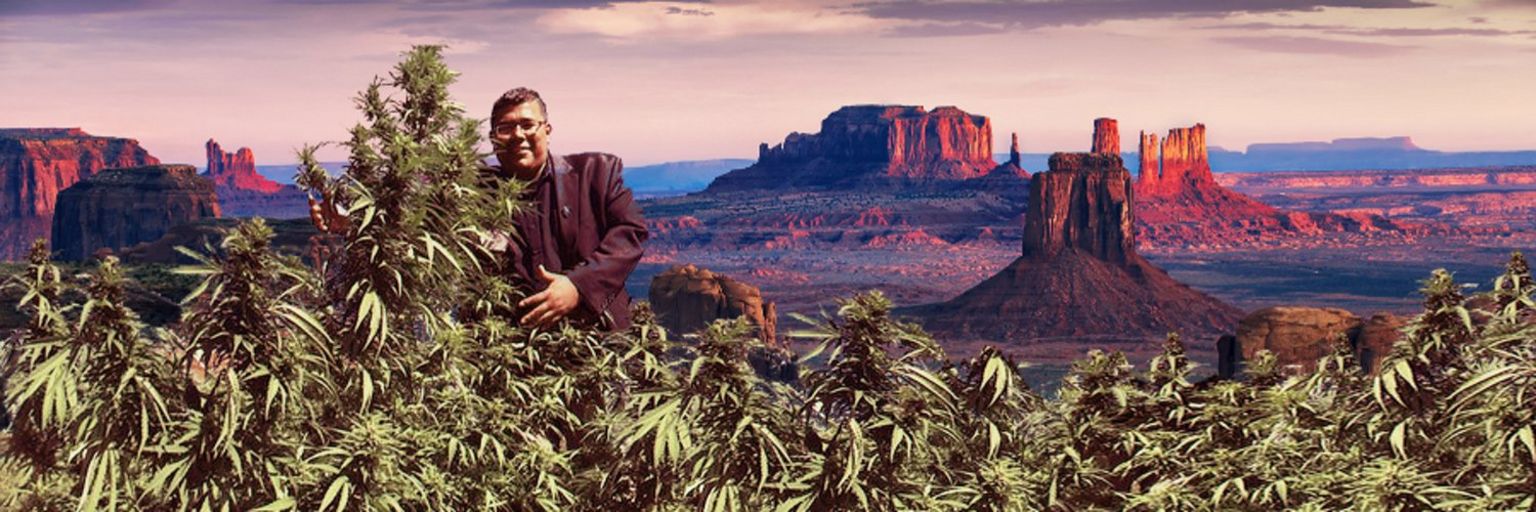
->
[491, 120, 546, 138]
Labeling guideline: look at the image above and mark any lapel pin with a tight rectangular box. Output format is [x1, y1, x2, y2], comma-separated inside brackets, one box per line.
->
[561, 205, 571, 218]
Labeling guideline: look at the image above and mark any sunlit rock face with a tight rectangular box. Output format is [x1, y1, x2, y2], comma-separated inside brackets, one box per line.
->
[706, 105, 999, 192]
[0, 128, 159, 259]
[1131, 122, 1434, 249]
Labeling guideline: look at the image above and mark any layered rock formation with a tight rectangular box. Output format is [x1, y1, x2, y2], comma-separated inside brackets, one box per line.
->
[905, 149, 1242, 348]
[0, 128, 159, 259]
[1091, 118, 1119, 156]
[706, 105, 999, 191]
[51, 164, 221, 261]
[650, 264, 779, 347]
[205, 139, 281, 193]
[1217, 307, 1405, 378]
[204, 139, 309, 218]
[1132, 121, 1432, 249]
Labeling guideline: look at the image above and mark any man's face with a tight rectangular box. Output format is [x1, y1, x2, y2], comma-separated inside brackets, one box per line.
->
[492, 101, 551, 177]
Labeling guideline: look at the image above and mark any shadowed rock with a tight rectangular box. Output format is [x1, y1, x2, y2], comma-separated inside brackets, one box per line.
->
[650, 263, 779, 347]
[51, 164, 221, 261]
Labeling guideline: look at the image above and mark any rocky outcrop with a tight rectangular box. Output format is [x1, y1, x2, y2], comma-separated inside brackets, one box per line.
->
[1218, 166, 1536, 190]
[1357, 313, 1407, 373]
[1133, 122, 1433, 249]
[1233, 306, 1361, 375]
[1009, 132, 1021, 167]
[649, 264, 779, 347]
[1022, 153, 1133, 264]
[51, 164, 221, 261]
[0, 128, 159, 259]
[906, 133, 1242, 348]
[203, 139, 309, 218]
[1092, 118, 1119, 156]
[1219, 307, 1405, 378]
[205, 139, 282, 194]
[1137, 131, 1158, 181]
[706, 105, 999, 191]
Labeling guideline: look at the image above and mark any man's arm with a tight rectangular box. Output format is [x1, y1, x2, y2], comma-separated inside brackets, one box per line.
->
[565, 157, 649, 320]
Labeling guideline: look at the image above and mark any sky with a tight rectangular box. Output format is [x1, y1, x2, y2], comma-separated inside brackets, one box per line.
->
[3, 0, 1535, 167]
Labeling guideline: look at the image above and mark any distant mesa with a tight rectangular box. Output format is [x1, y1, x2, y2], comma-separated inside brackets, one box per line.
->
[905, 142, 1243, 348]
[0, 128, 159, 260]
[51, 164, 221, 261]
[1247, 136, 1422, 154]
[705, 105, 1004, 192]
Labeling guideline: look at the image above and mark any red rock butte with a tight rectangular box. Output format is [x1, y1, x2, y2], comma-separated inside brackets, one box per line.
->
[206, 139, 283, 194]
[1092, 118, 1120, 156]
[905, 149, 1242, 348]
[1128, 121, 1433, 247]
[706, 105, 1000, 191]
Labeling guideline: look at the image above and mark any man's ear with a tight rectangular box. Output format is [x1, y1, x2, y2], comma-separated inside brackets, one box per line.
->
[545, 123, 553, 136]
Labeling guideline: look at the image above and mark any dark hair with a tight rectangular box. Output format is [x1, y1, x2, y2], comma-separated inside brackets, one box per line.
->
[491, 87, 547, 122]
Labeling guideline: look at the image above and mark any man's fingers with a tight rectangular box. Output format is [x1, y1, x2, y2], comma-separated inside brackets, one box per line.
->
[537, 264, 557, 282]
[533, 308, 560, 329]
[520, 302, 550, 327]
[519, 290, 549, 308]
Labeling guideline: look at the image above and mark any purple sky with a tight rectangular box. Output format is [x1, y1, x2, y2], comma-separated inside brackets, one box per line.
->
[3, 0, 1535, 166]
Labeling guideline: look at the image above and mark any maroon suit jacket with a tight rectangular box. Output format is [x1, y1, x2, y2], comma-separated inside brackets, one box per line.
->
[526, 152, 648, 330]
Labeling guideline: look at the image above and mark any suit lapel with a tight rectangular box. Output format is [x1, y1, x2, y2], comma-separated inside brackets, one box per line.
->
[552, 153, 580, 263]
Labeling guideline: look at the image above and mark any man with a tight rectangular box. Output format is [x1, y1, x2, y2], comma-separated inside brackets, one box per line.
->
[308, 87, 649, 331]
[486, 87, 648, 330]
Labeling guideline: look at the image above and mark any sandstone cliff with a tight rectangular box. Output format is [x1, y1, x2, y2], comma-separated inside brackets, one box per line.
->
[905, 146, 1242, 348]
[51, 164, 221, 261]
[0, 128, 159, 259]
[706, 105, 999, 191]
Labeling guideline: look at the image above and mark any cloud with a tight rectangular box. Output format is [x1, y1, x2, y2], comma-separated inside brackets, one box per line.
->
[539, 2, 888, 41]
[666, 6, 714, 16]
[0, 0, 173, 17]
[885, 21, 1009, 37]
[1208, 21, 1536, 38]
[855, 0, 1435, 32]
[1480, 0, 1536, 8]
[1215, 35, 1415, 56]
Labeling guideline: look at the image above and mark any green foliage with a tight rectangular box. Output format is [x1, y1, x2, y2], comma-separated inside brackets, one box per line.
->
[5, 46, 1536, 512]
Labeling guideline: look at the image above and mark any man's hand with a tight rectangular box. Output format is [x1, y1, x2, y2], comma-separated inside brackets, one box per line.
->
[308, 195, 349, 233]
[519, 265, 580, 328]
